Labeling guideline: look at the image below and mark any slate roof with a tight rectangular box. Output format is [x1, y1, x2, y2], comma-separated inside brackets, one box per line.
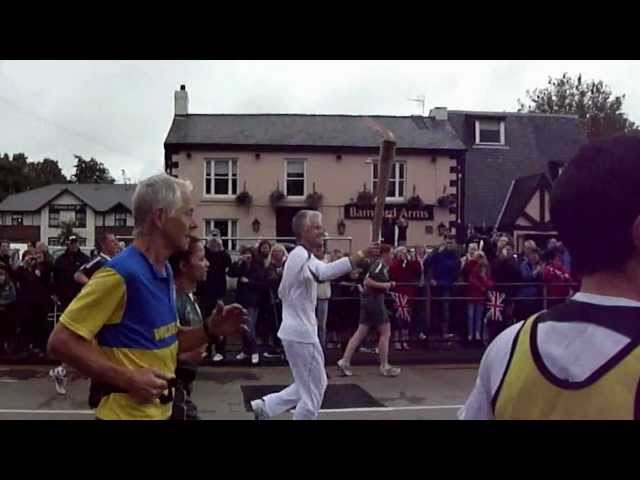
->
[164, 114, 466, 151]
[447, 111, 586, 227]
[0, 183, 136, 212]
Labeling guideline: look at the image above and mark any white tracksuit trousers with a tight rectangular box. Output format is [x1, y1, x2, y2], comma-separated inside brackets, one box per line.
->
[262, 340, 327, 420]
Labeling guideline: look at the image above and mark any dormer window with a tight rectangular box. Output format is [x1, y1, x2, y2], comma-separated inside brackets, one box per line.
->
[475, 119, 505, 146]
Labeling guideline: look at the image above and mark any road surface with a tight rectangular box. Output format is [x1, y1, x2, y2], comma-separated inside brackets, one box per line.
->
[0, 363, 478, 420]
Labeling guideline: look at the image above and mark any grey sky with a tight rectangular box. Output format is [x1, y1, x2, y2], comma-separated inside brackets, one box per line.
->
[1, 60, 639, 182]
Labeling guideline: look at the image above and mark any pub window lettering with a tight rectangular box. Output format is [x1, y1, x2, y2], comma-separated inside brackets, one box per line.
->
[372, 161, 406, 200]
[285, 159, 306, 197]
[475, 119, 505, 145]
[205, 159, 238, 196]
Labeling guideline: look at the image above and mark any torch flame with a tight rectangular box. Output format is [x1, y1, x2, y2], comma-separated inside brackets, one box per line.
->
[363, 117, 396, 142]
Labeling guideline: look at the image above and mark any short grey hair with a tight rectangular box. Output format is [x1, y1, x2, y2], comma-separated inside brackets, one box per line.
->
[132, 173, 193, 229]
[292, 210, 321, 238]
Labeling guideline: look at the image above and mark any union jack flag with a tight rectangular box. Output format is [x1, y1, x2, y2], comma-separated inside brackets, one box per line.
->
[390, 292, 411, 323]
[485, 290, 506, 323]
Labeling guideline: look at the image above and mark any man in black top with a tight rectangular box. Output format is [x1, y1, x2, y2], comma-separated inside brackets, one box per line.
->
[53, 236, 89, 311]
[73, 233, 121, 285]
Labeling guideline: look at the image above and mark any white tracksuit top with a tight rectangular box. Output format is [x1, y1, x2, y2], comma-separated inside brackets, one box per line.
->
[278, 246, 353, 343]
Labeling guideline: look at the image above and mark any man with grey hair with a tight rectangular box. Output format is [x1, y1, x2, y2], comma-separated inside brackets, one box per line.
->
[48, 173, 248, 420]
[250, 210, 379, 420]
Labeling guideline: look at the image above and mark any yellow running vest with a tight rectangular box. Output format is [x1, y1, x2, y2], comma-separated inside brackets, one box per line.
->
[494, 316, 640, 420]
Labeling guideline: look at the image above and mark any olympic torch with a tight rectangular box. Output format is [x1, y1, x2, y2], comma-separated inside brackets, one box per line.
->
[371, 135, 396, 243]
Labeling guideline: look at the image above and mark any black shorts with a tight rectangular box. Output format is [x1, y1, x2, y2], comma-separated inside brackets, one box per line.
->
[359, 299, 389, 327]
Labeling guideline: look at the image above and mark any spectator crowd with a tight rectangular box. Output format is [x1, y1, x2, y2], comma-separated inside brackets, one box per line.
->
[0, 226, 579, 363]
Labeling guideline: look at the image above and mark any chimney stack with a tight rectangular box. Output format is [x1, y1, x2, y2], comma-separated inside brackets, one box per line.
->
[174, 84, 189, 116]
[429, 107, 448, 121]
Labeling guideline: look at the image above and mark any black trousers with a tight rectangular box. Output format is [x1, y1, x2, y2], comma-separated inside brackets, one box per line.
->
[170, 380, 200, 420]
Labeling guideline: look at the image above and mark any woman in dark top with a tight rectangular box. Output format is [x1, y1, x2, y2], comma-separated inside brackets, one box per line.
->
[228, 246, 269, 365]
[168, 237, 210, 420]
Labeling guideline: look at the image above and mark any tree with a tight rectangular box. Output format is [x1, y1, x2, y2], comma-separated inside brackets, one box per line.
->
[0, 154, 69, 202]
[26, 158, 68, 188]
[70, 155, 115, 184]
[0, 153, 31, 201]
[518, 73, 639, 140]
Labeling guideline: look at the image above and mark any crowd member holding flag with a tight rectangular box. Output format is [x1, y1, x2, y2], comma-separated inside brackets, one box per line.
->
[465, 251, 493, 343]
[337, 243, 401, 378]
[388, 246, 421, 351]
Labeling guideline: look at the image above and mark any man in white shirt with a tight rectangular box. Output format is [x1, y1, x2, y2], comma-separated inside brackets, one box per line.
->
[251, 210, 378, 420]
[460, 135, 640, 420]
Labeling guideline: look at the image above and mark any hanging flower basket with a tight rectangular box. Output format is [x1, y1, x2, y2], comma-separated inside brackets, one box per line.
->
[305, 182, 323, 209]
[437, 194, 454, 208]
[305, 192, 323, 210]
[356, 183, 374, 206]
[235, 190, 253, 207]
[270, 183, 286, 210]
[407, 194, 424, 208]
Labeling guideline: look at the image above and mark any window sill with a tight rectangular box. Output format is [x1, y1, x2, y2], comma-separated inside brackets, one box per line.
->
[202, 195, 237, 201]
[472, 144, 509, 150]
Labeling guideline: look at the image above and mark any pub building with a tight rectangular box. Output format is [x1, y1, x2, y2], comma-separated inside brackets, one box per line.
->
[164, 85, 586, 253]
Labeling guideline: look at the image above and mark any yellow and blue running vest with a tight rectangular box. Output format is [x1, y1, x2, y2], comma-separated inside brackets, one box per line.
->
[493, 301, 640, 420]
[60, 246, 179, 420]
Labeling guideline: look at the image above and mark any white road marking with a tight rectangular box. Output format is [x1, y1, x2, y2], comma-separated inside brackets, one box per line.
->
[320, 404, 464, 413]
[0, 379, 19, 383]
[0, 405, 464, 416]
[0, 409, 94, 415]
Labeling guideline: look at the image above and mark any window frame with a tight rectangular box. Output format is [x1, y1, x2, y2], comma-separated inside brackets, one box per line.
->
[284, 158, 307, 198]
[371, 160, 407, 202]
[203, 158, 239, 198]
[204, 218, 239, 252]
[48, 209, 60, 228]
[75, 208, 87, 228]
[11, 213, 24, 226]
[114, 211, 128, 227]
[474, 119, 506, 146]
